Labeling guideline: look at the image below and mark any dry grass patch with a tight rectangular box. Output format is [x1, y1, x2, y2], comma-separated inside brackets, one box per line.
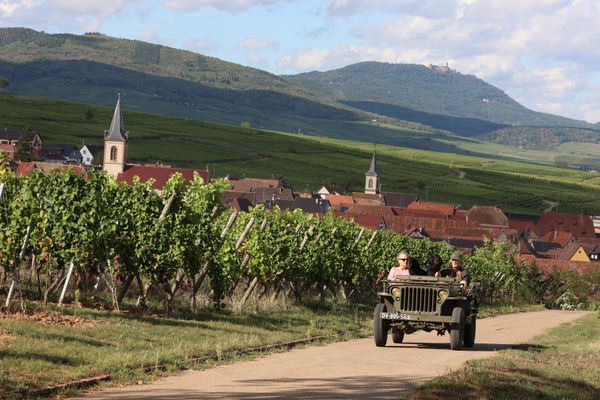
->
[409, 313, 600, 400]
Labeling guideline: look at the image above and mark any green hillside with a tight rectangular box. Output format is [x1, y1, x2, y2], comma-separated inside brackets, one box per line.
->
[0, 28, 385, 132]
[483, 126, 600, 149]
[2, 92, 600, 215]
[283, 62, 592, 128]
[341, 100, 509, 136]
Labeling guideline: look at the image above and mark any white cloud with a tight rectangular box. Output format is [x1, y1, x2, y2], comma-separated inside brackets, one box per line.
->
[163, 0, 290, 12]
[48, 0, 134, 16]
[238, 38, 278, 52]
[0, 0, 38, 17]
[278, 45, 429, 71]
[138, 29, 176, 48]
[183, 36, 224, 54]
[0, 0, 142, 31]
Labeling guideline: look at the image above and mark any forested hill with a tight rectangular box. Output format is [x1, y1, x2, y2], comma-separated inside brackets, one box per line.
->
[1, 27, 598, 150]
[282, 62, 592, 128]
[0, 27, 363, 124]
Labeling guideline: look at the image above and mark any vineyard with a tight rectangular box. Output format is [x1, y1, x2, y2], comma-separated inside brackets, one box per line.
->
[0, 166, 486, 312]
[2, 166, 599, 314]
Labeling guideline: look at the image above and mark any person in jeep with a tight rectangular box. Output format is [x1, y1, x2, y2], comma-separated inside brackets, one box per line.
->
[443, 251, 471, 287]
[387, 251, 411, 280]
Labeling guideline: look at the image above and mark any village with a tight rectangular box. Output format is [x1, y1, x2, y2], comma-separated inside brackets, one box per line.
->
[2, 95, 600, 275]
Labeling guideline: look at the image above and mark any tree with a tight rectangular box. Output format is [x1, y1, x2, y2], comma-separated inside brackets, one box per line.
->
[14, 129, 35, 162]
[85, 109, 94, 121]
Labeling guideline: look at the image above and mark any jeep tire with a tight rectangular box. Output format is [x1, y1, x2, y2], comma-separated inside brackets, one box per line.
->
[463, 316, 476, 347]
[450, 307, 465, 350]
[392, 329, 404, 343]
[373, 303, 388, 347]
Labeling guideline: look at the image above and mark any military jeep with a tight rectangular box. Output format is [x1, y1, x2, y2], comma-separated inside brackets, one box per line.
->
[373, 274, 478, 350]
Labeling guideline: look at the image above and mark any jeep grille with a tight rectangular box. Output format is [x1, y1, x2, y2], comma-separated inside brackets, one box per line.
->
[395, 287, 438, 313]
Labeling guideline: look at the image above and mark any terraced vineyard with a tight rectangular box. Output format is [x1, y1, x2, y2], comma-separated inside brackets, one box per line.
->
[2, 92, 600, 214]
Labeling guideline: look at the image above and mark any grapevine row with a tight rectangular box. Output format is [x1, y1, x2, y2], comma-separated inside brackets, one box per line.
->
[0, 168, 519, 310]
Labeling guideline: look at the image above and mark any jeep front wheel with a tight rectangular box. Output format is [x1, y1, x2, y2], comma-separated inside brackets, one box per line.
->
[392, 329, 404, 343]
[373, 303, 388, 347]
[450, 307, 465, 350]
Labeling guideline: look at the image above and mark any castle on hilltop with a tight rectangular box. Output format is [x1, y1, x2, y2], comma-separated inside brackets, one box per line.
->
[426, 62, 455, 74]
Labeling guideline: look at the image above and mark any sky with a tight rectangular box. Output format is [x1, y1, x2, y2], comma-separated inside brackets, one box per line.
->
[1, 0, 599, 123]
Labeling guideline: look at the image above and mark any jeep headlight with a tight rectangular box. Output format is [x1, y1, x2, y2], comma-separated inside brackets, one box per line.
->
[391, 287, 401, 297]
[438, 289, 449, 301]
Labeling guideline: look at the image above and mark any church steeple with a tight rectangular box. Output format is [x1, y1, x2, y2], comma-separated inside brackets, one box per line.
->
[365, 153, 379, 194]
[105, 93, 127, 142]
[103, 94, 128, 177]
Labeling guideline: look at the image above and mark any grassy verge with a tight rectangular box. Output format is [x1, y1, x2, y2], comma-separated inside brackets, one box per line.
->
[0, 301, 372, 399]
[476, 303, 547, 319]
[408, 312, 600, 400]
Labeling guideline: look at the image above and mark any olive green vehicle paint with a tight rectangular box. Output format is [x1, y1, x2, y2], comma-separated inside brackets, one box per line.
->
[373, 275, 479, 350]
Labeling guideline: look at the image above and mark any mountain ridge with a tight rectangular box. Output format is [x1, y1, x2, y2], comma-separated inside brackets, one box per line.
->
[282, 61, 593, 128]
[0, 27, 598, 150]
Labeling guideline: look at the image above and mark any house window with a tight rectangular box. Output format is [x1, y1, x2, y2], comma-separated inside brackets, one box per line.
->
[368, 179, 373, 189]
[110, 146, 117, 161]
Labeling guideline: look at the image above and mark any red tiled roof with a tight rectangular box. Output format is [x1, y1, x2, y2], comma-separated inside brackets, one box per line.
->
[227, 177, 282, 192]
[382, 192, 418, 207]
[519, 258, 595, 275]
[351, 192, 384, 205]
[540, 231, 575, 246]
[346, 204, 395, 216]
[336, 212, 384, 230]
[537, 211, 595, 237]
[466, 206, 509, 227]
[385, 215, 478, 235]
[328, 194, 354, 210]
[509, 219, 541, 237]
[407, 201, 456, 216]
[16, 161, 87, 176]
[391, 207, 456, 219]
[221, 190, 256, 207]
[117, 164, 209, 190]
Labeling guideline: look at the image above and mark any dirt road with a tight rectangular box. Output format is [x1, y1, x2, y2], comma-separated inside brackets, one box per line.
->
[77, 310, 588, 400]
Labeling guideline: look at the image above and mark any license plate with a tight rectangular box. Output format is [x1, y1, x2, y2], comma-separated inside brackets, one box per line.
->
[381, 312, 410, 320]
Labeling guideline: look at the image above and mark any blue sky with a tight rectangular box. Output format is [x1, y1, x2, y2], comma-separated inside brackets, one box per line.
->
[1, 0, 599, 123]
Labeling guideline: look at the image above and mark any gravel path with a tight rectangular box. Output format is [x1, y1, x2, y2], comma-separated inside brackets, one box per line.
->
[76, 310, 589, 400]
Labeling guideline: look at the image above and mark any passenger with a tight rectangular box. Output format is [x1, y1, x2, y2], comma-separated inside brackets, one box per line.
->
[388, 251, 411, 280]
[409, 256, 427, 276]
[448, 251, 471, 287]
[427, 254, 444, 277]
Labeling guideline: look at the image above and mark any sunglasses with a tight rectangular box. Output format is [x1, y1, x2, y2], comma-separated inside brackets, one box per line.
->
[398, 258, 408, 261]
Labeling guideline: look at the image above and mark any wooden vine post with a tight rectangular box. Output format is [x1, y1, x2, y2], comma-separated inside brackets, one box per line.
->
[365, 230, 378, 249]
[190, 211, 238, 312]
[5, 224, 32, 308]
[238, 218, 269, 309]
[226, 216, 255, 297]
[58, 261, 75, 306]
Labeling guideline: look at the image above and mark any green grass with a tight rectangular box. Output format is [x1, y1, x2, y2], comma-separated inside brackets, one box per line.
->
[0, 301, 372, 398]
[408, 312, 600, 400]
[3, 92, 600, 214]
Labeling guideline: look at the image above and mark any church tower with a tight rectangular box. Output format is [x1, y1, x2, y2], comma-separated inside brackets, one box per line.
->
[365, 153, 379, 194]
[103, 94, 128, 177]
